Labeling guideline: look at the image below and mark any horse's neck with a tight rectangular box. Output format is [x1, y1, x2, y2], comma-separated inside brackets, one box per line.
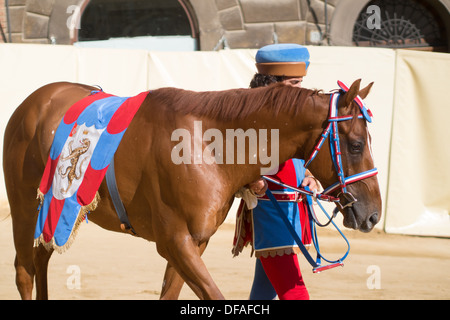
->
[207, 105, 323, 189]
[235, 97, 327, 164]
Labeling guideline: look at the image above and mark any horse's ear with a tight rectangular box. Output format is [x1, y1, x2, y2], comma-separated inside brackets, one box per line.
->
[358, 82, 374, 100]
[343, 79, 361, 106]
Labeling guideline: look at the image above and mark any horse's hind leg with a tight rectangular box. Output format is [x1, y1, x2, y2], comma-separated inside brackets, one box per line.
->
[13, 219, 56, 300]
[160, 241, 209, 300]
[12, 219, 36, 300]
[33, 245, 54, 300]
[160, 263, 185, 300]
[10, 195, 51, 299]
[14, 255, 34, 300]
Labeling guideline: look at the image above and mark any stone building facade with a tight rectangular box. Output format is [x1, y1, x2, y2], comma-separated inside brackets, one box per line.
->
[1, 0, 449, 52]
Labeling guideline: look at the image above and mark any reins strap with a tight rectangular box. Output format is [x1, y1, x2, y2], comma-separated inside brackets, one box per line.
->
[304, 190, 350, 270]
[264, 189, 318, 268]
[264, 188, 348, 273]
[262, 175, 339, 203]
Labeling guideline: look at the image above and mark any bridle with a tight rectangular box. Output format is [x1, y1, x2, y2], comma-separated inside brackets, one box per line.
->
[303, 80, 378, 210]
[263, 80, 379, 209]
[261, 80, 379, 272]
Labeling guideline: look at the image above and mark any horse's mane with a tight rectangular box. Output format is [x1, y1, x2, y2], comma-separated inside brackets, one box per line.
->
[151, 83, 325, 121]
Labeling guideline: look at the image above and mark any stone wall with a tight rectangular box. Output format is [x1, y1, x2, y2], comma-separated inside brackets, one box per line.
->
[7, 0, 52, 43]
[212, 0, 335, 49]
[2, 0, 337, 48]
[2, 0, 449, 51]
[0, 0, 7, 43]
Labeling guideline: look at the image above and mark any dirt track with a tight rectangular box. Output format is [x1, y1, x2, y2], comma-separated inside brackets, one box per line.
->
[1, 204, 449, 300]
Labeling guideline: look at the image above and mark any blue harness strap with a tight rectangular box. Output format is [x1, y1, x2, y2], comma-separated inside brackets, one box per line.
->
[105, 156, 137, 235]
[264, 186, 349, 273]
[264, 188, 318, 268]
[304, 191, 350, 270]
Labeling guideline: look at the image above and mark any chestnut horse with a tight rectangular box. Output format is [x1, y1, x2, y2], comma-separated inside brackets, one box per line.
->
[3, 79, 381, 300]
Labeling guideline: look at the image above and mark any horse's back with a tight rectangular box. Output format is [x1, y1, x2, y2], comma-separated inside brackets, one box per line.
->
[5, 82, 95, 151]
[3, 82, 95, 218]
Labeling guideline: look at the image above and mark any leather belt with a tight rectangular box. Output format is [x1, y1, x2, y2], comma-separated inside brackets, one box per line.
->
[259, 191, 302, 202]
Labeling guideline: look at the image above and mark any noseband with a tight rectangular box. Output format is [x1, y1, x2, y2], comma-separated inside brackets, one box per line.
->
[303, 81, 378, 209]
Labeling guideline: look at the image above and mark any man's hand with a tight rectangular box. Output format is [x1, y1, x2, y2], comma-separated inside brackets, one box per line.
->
[247, 178, 268, 196]
[300, 169, 321, 200]
[301, 176, 318, 191]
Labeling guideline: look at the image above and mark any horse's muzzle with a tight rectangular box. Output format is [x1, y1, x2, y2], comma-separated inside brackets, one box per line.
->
[337, 191, 380, 232]
[342, 206, 379, 233]
[362, 211, 379, 232]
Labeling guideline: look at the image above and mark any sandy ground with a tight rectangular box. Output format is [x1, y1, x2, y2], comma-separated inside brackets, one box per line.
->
[1, 204, 449, 300]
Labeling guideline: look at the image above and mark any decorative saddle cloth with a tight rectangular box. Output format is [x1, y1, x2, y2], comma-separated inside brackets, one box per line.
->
[34, 90, 148, 253]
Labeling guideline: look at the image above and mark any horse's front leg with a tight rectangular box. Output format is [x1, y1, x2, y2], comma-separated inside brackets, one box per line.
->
[156, 232, 223, 300]
[160, 241, 209, 300]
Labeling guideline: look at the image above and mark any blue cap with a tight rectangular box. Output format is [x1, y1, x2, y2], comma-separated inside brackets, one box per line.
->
[255, 44, 310, 76]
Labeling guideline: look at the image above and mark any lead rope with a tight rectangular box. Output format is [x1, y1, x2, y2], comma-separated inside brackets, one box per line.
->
[264, 186, 348, 273]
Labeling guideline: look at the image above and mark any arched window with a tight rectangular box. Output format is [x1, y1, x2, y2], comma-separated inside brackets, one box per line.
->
[352, 0, 448, 52]
[76, 0, 198, 51]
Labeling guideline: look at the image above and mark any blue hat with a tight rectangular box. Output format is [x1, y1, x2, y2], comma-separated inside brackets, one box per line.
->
[255, 44, 310, 76]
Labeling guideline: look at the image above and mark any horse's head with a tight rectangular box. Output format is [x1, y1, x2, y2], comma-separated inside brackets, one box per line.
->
[305, 79, 382, 232]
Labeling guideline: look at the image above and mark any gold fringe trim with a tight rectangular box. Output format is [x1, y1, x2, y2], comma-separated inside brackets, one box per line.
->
[34, 191, 101, 254]
[255, 244, 311, 259]
[255, 246, 299, 259]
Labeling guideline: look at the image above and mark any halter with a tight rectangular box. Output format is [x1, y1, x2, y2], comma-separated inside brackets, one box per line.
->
[303, 81, 378, 209]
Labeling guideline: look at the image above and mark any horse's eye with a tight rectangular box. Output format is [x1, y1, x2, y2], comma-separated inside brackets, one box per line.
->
[350, 142, 363, 154]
